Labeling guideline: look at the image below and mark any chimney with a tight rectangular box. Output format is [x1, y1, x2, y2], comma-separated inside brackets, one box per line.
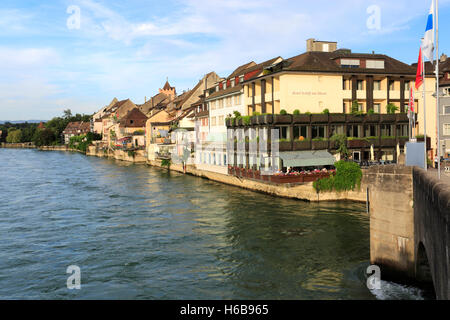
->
[441, 53, 448, 62]
[145, 96, 147, 103]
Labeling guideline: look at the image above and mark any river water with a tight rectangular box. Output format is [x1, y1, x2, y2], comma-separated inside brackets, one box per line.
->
[0, 149, 428, 299]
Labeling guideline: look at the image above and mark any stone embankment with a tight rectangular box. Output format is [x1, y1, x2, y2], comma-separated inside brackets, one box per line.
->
[0, 142, 35, 149]
[147, 159, 369, 203]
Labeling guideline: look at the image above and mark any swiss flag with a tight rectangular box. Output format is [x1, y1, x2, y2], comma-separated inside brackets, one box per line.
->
[415, 47, 424, 90]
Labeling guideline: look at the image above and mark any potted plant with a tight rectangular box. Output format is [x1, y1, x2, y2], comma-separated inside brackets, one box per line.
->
[381, 136, 396, 147]
[312, 138, 328, 150]
[329, 113, 346, 122]
[311, 113, 329, 123]
[293, 137, 311, 150]
[273, 109, 292, 124]
[278, 139, 292, 151]
[292, 110, 311, 124]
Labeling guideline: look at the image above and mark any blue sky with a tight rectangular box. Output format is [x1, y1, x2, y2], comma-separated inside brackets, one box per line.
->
[1, 0, 449, 120]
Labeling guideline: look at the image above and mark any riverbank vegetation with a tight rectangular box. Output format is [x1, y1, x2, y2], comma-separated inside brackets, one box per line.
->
[69, 132, 102, 153]
[1, 109, 92, 146]
[313, 161, 362, 193]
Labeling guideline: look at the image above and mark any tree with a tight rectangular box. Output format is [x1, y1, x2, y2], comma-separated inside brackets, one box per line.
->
[331, 134, 349, 160]
[63, 109, 73, 119]
[33, 128, 56, 147]
[6, 129, 22, 143]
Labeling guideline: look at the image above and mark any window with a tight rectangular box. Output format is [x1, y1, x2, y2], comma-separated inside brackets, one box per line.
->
[396, 124, 408, 137]
[374, 103, 381, 113]
[211, 101, 216, 110]
[380, 124, 394, 137]
[444, 88, 450, 96]
[364, 125, 378, 137]
[444, 124, 450, 136]
[389, 80, 395, 91]
[366, 60, 385, 69]
[343, 79, 347, 90]
[330, 125, 344, 136]
[211, 117, 217, 126]
[218, 99, 223, 109]
[405, 82, 410, 91]
[374, 80, 381, 90]
[357, 80, 364, 90]
[445, 106, 450, 114]
[293, 125, 308, 139]
[274, 126, 289, 140]
[341, 59, 360, 68]
[358, 103, 364, 112]
[347, 125, 362, 138]
[218, 116, 224, 126]
[312, 125, 326, 139]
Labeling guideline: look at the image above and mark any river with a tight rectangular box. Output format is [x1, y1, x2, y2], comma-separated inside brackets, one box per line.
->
[0, 149, 428, 299]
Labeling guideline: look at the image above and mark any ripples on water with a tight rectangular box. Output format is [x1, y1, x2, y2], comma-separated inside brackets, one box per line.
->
[0, 149, 427, 299]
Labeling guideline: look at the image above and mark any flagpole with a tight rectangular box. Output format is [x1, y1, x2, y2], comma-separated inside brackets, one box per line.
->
[436, 0, 441, 179]
[423, 44, 428, 171]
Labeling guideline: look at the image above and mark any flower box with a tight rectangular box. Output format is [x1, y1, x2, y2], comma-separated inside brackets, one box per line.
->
[346, 114, 364, 123]
[251, 116, 258, 125]
[329, 114, 345, 122]
[257, 114, 273, 125]
[396, 113, 409, 122]
[365, 114, 380, 122]
[292, 114, 311, 124]
[366, 138, 380, 147]
[273, 114, 292, 124]
[381, 114, 396, 123]
[293, 140, 311, 151]
[278, 141, 292, 151]
[381, 138, 396, 147]
[347, 139, 370, 148]
[312, 140, 328, 150]
[398, 137, 409, 145]
[311, 114, 329, 123]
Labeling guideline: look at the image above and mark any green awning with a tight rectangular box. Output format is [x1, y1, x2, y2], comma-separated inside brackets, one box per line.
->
[278, 150, 336, 167]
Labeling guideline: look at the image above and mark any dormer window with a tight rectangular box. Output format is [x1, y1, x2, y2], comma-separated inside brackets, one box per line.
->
[341, 59, 360, 68]
[366, 60, 385, 69]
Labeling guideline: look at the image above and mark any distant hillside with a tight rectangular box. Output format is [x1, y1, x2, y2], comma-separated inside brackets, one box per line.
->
[0, 120, 48, 124]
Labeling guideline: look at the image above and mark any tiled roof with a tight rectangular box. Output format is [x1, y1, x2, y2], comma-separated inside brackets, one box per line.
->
[119, 108, 148, 128]
[282, 51, 416, 75]
[206, 84, 242, 101]
[228, 61, 257, 78]
[63, 121, 91, 134]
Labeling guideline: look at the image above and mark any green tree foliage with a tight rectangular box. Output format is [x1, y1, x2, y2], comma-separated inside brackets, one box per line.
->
[279, 109, 288, 115]
[386, 103, 399, 114]
[293, 109, 300, 115]
[6, 129, 22, 143]
[32, 128, 56, 147]
[322, 108, 330, 114]
[331, 134, 349, 159]
[313, 160, 362, 193]
[351, 100, 359, 114]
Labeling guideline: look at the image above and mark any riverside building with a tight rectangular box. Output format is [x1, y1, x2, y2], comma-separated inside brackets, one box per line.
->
[226, 39, 437, 178]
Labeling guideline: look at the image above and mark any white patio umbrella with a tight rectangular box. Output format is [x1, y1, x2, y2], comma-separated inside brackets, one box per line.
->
[370, 144, 375, 161]
[397, 143, 401, 162]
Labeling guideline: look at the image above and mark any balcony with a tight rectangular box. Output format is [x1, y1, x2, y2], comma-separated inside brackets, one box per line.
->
[312, 139, 328, 150]
[293, 140, 311, 151]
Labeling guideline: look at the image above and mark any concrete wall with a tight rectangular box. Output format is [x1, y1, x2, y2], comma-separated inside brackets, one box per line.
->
[87, 145, 147, 163]
[147, 159, 367, 202]
[413, 168, 450, 300]
[368, 165, 416, 280]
